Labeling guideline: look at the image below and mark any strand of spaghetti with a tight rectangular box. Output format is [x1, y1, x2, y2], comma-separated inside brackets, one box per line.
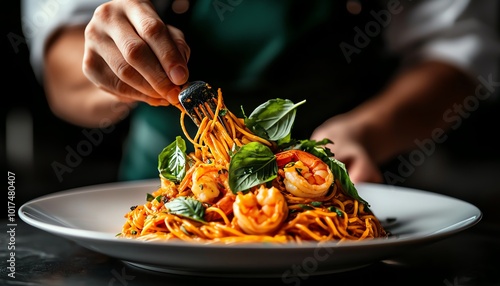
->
[333, 198, 345, 211]
[299, 210, 340, 229]
[310, 209, 342, 217]
[310, 214, 330, 231]
[178, 160, 202, 193]
[174, 103, 184, 112]
[179, 219, 207, 238]
[225, 112, 273, 147]
[179, 111, 199, 146]
[146, 225, 170, 234]
[334, 212, 351, 238]
[217, 234, 289, 244]
[187, 152, 203, 164]
[346, 221, 364, 233]
[201, 134, 223, 163]
[207, 133, 230, 163]
[232, 123, 273, 146]
[196, 146, 209, 162]
[208, 223, 248, 237]
[213, 137, 230, 163]
[197, 224, 225, 240]
[324, 184, 340, 200]
[202, 131, 219, 155]
[233, 138, 245, 147]
[368, 218, 383, 237]
[361, 216, 382, 237]
[222, 116, 236, 139]
[314, 217, 336, 240]
[224, 112, 238, 139]
[323, 216, 343, 239]
[294, 224, 324, 241]
[122, 222, 138, 236]
[283, 212, 322, 237]
[210, 89, 224, 129]
[200, 116, 215, 142]
[206, 207, 231, 225]
[359, 219, 372, 239]
[351, 200, 359, 218]
[285, 188, 338, 205]
[139, 232, 175, 241]
[348, 217, 363, 224]
[141, 217, 164, 235]
[360, 214, 378, 221]
[240, 137, 253, 145]
[236, 117, 246, 126]
[343, 199, 354, 211]
[143, 202, 155, 214]
[218, 115, 237, 148]
[164, 215, 194, 241]
[227, 110, 245, 129]
[194, 117, 211, 148]
[213, 122, 234, 152]
[140, 220, 156, 235]
[229, 112, 270, 146]
[131, 208, 146, 229]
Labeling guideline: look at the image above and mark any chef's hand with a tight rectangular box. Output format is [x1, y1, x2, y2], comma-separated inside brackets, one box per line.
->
[311, 114, 384, 184]
[83, 0, 190, 106]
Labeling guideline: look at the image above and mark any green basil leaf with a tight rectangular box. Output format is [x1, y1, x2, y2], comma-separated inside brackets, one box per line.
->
[158, 136, 187, 183]
[299, 204, 314, 210]
[328, 206, 344, 217]
[154, 195, 162, 203]
[311, 201, 322, 207]
[228, 142, 277, 193]
[244, 99, 306, 141]
[165, 196, 205, 223]
[327, 157, 369, 206]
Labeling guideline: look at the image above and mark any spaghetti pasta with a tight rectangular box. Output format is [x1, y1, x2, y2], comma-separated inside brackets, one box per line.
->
[120, 88, 388, 244]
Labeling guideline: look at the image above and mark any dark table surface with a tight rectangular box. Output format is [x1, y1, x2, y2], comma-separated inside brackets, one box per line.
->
[1, 217, 499, 286]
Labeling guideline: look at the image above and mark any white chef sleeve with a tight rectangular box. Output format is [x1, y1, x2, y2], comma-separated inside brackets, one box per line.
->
[384, 0, 499, 80]
[21, 0, 108, 82]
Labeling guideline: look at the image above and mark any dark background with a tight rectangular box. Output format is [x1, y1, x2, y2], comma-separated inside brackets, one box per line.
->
[3, 2, 500, 224]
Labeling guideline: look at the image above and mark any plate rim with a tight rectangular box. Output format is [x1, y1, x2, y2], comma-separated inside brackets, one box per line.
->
[18, 180, 482, 250]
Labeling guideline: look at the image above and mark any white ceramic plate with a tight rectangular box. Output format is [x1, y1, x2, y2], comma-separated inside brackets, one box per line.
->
[19, 180, 481, 277]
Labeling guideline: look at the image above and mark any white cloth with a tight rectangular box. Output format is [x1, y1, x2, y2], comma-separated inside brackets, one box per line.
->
[21, 0, 108, 81]
[384, 0, 499, 79]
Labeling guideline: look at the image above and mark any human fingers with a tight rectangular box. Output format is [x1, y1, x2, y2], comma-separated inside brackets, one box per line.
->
[338, 149, 383, 184]
[84, 0, 183, 105]
[83, 51, 169, 106]
[83, 24, 168, 100]
[84, 1, 171, 103]
[319, 136, 383, 184]
[310, 115, 383, 184]
[122, 0, 189, 87]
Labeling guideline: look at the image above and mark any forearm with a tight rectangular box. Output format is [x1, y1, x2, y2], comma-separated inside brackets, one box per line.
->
[347, 60, 477, 164]
[43, 26, 134, 128]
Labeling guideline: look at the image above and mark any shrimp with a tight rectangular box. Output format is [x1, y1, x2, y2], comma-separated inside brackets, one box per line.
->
[191, 163, 235, 221]
[191, 163, 228, 203]
[159, 175, 178, 200]
[233, 185, 288, 235]
[276, 150, 333, 198]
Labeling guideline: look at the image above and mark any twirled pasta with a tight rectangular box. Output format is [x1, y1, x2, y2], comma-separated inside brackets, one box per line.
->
[120, 88, 388, 244]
